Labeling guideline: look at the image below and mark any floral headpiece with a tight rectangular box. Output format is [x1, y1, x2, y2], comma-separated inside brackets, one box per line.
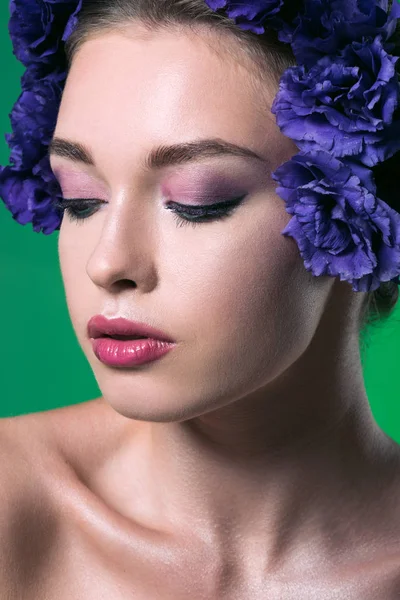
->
[1, 0, 400, 292]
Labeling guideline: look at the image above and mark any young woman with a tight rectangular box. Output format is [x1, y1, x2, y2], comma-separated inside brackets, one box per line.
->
[1, 1, 400, 597]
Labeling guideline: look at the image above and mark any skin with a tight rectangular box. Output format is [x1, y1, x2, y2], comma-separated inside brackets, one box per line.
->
[13, 23, 400, 598]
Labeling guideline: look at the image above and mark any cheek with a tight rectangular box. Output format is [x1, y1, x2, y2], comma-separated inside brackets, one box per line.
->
[169, 200, 332, 371]
[58, 224, 93, 332]
[165, 198, 295, 320]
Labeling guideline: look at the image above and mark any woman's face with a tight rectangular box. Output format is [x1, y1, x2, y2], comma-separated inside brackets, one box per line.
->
[51, 26, 334, 421]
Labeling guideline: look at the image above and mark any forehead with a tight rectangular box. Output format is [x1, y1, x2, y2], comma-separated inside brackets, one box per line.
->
[56, 27, 289, 173]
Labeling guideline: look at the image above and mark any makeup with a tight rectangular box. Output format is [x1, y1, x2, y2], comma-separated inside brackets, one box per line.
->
[161, 165, 267, 206]
[91, 337, 175, 367]
[50, 165, 109, 200]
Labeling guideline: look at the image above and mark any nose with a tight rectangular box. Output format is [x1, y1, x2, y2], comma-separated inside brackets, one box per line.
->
[85, 196, 159, 293]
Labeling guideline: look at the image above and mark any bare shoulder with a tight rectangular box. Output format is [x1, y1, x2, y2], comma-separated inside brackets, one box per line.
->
[0, 397, 136, 513]
[0, 399, 131, 595]
[0, 399, 105, 518]
[0, 406, 70, 594]
[0, 397, 125, 482]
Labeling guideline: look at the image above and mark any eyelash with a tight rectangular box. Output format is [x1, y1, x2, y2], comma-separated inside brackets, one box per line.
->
[53, 196, 246, 228]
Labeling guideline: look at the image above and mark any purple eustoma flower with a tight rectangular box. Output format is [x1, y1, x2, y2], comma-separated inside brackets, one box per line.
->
[0, 156, 62, 234]
[272, 35, 400, 168]
[279, 0, 399, 67]
[9, 0, 81, 67]
[1, 0, 81, 233]
[204, 0, 283, 34]
[6, 67, 65, 170]
[62, 0, 83, 41]
[272, 150, 400, 292]
[392, 0, 400, 19]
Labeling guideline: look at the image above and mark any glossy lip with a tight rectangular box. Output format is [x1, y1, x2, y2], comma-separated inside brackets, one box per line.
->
[91, 337, 174, 368]
[87, 315, 175, 342]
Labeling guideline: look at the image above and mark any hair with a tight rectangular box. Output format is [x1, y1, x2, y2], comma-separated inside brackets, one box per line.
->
[64, 0, 400, 331]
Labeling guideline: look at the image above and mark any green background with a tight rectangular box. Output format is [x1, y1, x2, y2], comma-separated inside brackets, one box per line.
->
[0, 4, 399, 443]
[0, 3, 100, 417]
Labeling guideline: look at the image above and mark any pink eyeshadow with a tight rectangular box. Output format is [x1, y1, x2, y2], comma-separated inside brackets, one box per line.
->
[52, 167, 109, 199]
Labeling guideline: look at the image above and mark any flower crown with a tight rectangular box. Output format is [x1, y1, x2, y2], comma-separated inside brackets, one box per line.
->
[1, 0, 400, 293]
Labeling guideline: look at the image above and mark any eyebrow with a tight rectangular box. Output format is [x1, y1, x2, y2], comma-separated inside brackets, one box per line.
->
[48, 136, 267, 170]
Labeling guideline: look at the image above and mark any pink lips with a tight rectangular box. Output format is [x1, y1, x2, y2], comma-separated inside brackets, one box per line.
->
[87, 315, 175, 342]
[87, 315, 176, 367]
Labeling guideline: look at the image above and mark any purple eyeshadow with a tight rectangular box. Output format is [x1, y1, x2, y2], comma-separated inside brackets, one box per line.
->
[161, 171, 250, 206]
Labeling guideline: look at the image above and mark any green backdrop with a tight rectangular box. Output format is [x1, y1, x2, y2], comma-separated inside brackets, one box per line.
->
[1, 5, 399, 443]
[0, 4, 101, 417]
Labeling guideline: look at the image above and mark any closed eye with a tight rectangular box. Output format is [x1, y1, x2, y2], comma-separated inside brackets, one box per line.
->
[53, 196, 247, 227]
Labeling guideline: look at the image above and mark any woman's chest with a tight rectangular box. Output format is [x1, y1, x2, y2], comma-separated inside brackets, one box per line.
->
[15, 424, 400, 600]
[19, 525, 400, 600]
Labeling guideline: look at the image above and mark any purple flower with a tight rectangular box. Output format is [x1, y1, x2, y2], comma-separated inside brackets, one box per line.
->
[6, 67, 65, 170]
[204, 0, 283, 34]
[9, 0, 81, 67]
[392, 0, 400, 19]
[0, 157, 62, 235]
[1, 0, 80, 235]
[62, 0, 82, 42]
[279, 0, 399, 67]
[272, 35, 400, 168]
[272, 150, 400, 292]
